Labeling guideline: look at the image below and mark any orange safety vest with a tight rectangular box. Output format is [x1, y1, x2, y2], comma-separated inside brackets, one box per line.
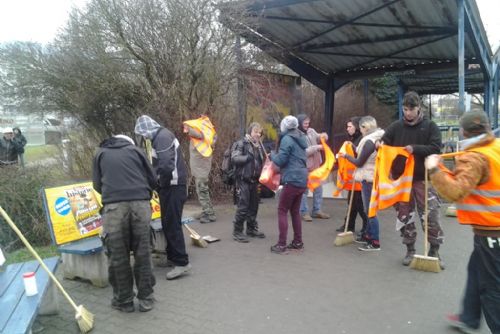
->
[183, 116, 216, 157]
[333, 141, 361, 196]
[455, 139, 500, 228]
[307, 137, 335, 191]
[368, 145, 414, 218]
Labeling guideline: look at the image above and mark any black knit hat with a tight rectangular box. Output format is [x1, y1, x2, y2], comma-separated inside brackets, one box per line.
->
[459, 111, 490, 137]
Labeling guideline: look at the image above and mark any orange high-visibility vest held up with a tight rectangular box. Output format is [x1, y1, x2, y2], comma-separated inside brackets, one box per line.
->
[183, 116, 217, 157]
[368, 145, 415, 217]
[333, 141, 361, 196]
[307, 137, 335, 191]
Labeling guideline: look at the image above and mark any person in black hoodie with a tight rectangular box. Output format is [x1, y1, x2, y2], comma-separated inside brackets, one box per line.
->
[380, 91, 444, 268]
[336, 117, 369, 238]
[134, 115, 192, 280]
[13, 127, 27, 168]
[92, 134, 156, 313]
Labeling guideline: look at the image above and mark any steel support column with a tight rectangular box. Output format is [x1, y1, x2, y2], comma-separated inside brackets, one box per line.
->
[397, 82, 404, 120]
[458, 0, 466, 115]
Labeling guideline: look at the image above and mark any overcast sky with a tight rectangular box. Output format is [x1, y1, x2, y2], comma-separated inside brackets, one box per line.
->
[0, 0, 499, 49]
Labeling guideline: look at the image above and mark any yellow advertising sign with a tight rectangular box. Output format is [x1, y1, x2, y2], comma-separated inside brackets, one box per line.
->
[43, 182, 161, 245]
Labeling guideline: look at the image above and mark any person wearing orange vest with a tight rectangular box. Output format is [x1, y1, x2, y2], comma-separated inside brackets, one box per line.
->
[425, 111, 500, 334]
[183, 116, 217, 224]
[340, 116, 384, 251]
[380, 91, 444, 267]
[336, 117, 369, 238]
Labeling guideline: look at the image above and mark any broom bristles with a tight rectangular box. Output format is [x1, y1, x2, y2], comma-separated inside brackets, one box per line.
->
[334, 231, 354, 246]
[409, 255, 441, 273]
[76, 305, 94, 333]
[190, 235, 208, 248]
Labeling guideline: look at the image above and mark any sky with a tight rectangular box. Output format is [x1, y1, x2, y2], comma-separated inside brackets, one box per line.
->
[0, 0, 499, 49]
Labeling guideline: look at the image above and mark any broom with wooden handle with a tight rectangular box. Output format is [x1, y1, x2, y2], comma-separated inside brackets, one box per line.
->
[0, 206, 94, 333]
[409, 168, 441, 273]
[334, 182, 356, 246]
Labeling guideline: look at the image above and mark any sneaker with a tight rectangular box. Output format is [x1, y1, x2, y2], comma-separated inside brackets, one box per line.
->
[286, 241, 304, 250]
[354, 234, 369, 244]
[270, 244, 288, 254]
[446, 314, 479, 334]
[111, 300, 134, 313]
[358, 243, 380, 251]
[166, 263, 192, 280]
[312, 211, 330, 219]
[138, 298, 154, 312]
[302, 214, 313, 222]
[246, 229, 266, 238]
[208, 215, 217, 222]
[233, 232, 249, 243]
[402, 251, 416, 266]
[428, 248, 446, 270]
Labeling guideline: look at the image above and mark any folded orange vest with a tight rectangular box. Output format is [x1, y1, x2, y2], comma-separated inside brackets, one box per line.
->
[183, 116, 217, 157]
[368, 145, 414, 218]
[333, 141, 361, 196]
[307, 137, 335, 191]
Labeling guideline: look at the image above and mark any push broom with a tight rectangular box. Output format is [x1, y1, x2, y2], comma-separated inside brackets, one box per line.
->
[0, 206, 94, 333]
[409, 168, 441, 273]
[183, 223, 208, 248]
[334, 182, 356, 246]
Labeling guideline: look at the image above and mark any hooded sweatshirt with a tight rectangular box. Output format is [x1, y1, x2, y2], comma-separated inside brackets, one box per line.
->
[271, 128, 308, 188]
[381, 114, 441, 181]
[92, 136, 156, 204]
[135, 115, 188, 187]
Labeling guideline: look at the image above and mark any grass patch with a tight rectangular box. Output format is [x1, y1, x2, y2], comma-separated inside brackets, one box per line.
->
[4, 245, 58, 265]
[24, 145, 59, 162]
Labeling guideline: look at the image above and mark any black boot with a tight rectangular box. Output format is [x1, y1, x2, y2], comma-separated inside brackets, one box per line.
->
[246, 221, 265, 238]
[428, 244, 445, 270]
[402, 244, 416, 266]
[233, 221, 249, 243]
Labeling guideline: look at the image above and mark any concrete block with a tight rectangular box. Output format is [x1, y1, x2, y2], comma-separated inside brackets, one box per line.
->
[61, 252, 108, 288]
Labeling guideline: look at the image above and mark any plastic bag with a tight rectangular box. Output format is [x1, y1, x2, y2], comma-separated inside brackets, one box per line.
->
[259, 156, 281, 192]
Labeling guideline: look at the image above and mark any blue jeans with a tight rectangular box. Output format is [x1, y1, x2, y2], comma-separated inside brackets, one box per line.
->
[300, 185, 323, 215]
[460, 235, 500, 333]
[360, 181, 380, 243]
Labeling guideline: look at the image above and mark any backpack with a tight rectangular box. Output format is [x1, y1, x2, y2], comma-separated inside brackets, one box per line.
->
[221, 142, 237, 185]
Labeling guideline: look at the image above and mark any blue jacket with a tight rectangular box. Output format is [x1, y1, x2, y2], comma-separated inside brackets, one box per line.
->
[271, 129, 308, 188]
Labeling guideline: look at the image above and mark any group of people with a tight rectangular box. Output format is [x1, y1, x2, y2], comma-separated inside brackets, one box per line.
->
[92, 92, 498, 334]
[0, 127, 27, 167]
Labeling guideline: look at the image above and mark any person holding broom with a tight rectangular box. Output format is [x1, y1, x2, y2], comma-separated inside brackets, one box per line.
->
[336, 117, 369, 238]
[92, 134, 157, 312]
[425, 111, 499, 334]
[339, 116, 384, 251]
[380, 91, 444, 267]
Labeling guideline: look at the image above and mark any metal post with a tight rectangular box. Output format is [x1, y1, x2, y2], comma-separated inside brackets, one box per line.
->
[235, 36, 246, 137]
[428, 94, 432, 120]
[324, 76, 335, 140]
[484, 79, 491, 114]
[458, 0, 466, 115]
[397, 82, 404, 120]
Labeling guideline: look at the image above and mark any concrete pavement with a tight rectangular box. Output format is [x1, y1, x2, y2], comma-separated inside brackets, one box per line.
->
[35, 197, 490, 334]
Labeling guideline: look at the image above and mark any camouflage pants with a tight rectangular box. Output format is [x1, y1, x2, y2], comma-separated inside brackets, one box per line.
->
[195, 177, 215, 218]
[102, 200, 154, 304]
[395, 181, 444, 246]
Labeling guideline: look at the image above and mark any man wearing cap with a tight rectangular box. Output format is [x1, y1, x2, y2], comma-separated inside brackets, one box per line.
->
[134, 115, 192, 280]
[92, 134, 156, 313]
[0, 128, 24, 166]
[425, 111, 500, 334]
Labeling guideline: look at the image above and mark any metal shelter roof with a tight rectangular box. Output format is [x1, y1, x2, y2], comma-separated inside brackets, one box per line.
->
[220, 0, 493, 93]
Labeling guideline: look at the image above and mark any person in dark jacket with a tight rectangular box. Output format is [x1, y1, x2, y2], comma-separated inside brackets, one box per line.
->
[270, 116, 308, 254]
[0, 128, 23, 166]
[92, 134, 156, 313]
[13, 127, 27, 168]
[380, 91, 445, 268]
[336, 117, 369, 236]
[135, 115, 191, 280]
[231, 122, 266, 243]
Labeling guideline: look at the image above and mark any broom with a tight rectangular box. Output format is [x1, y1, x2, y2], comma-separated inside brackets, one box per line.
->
[183, 223, 208, 248]
[409, 168, 441, 273]
[0, 206, 94, 333]
[334, 183, 356, 246]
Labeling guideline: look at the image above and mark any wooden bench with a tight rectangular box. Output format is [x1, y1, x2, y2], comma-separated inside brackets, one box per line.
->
[0, 257, 59, 334]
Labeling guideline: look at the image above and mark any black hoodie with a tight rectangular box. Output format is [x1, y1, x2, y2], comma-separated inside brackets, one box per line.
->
[92, 137, 156, 204]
